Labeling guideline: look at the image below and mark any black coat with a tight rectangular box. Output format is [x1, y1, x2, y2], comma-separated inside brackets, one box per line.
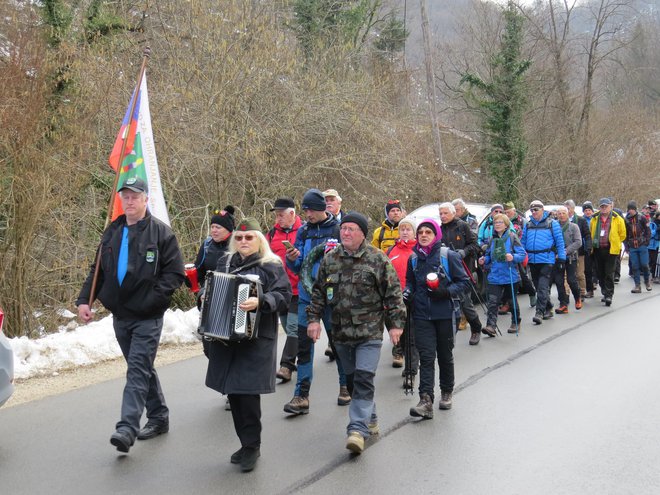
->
[205, 253, 292, 395]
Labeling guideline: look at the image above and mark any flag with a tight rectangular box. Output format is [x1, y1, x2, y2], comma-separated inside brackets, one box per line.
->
[109, 73, 170, 226]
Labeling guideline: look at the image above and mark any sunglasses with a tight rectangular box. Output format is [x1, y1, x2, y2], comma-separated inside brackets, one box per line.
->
[530, 207, 542, 212]
[234, 234, 255, 242]
[492, 210, 503, 214]
[418, 228, 435, 235]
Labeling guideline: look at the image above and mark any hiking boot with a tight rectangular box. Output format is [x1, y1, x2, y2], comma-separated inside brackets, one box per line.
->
[584, 291, 594, 299]
[575, 300, 583, 310]
[631, 285, 642, 294]
[409, 393, 434, 419]
[276, 366, 292, 382]
[533, 311, 543, 325]
[507, 322, 520, 334]
[529, 294, 537, 307]
[645, 281, 653, 291]
[555, 305, 569, 314]
[368, 421, 380, 436]
[482, 325, 497, 337]
[283, 396, 309, 415]
[604, 297, 612, 306]
[438, 390, 453, 410]
[498, 303, 510, 315]
[337, 386, 351, 406]
[469, 331, 480, 345]
[324, 345, 335, 361]
[543, 309, 554, 320]
[458, 315, 468, 331]
[230, 447, 245, 464]
[346, 432, 365, 454]
[240, 447, 260, 472]
[392, 354, 404, 368]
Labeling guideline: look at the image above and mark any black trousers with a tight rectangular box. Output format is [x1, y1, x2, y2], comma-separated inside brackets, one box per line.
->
[585, 252, 595, 292]
[529, 263, 553, 312]
[228, 394, 261, 449]
[552, 259, 580, 306]
[113, 318, 168, 438]
[594, 248, 617, 298]
[487, 283, 520, 327]
[414, 319, 454, 402]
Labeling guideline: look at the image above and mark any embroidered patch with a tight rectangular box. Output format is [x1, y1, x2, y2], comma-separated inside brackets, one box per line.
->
[327, 287, 334, 301]
[146, 250, 155, 263]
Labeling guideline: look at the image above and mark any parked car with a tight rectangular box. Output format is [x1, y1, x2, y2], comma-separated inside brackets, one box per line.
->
[0, 308, 15, 408]
[408, 202, 491, 226]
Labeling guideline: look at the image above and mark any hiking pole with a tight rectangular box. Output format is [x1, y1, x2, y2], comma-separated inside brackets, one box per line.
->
[402, 300, 415, 396]
[460, 258, 502, 336]
[508, 263, 519, 337]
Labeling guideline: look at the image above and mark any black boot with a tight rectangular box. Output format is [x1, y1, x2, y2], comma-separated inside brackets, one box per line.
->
[240, 447, 260, 472]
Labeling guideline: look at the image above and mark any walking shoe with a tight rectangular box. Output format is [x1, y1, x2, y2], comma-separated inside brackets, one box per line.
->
[614, 276, 620, 283]
[529, 294, 537, 307]
[469, 331, 481, 345]
[458, 315, 468, 331]
[240, 447, 260, 472]
[600, 296, 606, 302]
[555, 305, 569, 314]
[392, 354, 404, 368]
[631, 285, 642, 294]
[498, 303, 510, 315]
[337, 386, 351, 406]
[507, 322, 520, 334]
[110, 430, 134, 453]
[230, 447, 245, 464]
[584, 291, 594, 299]
[283, 395, 309, 415]
[276, 366, 292, 382]
[533, 311, 543, 325]
[368, 422, 380, 436]
[543, 309, 554, 320]
[409, 393, 434, 419]
[137, 420, 169, 440]
[346, 432, 365, 454]
[438, 390, 453, 410]
[324, 345, 335, 361]
[645, 281, 653, 291]
[482, 325, 497, 337]
[604, 297, 612, 306]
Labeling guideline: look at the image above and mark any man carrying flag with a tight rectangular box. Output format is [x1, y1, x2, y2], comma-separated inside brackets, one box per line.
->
[76, 176, 185, 453]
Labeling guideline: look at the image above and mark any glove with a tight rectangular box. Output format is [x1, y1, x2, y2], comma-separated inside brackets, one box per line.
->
[428, 284, 450, 300]
[457, 249, 466, 259]
[556, 261, 565, 271]
[402, 288, 412, 305]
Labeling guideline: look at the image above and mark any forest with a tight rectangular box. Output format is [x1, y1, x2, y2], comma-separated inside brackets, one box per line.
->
[0, 0, 658, 336]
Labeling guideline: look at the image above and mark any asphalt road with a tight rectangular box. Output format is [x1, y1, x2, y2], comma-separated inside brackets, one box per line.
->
[1, 282, 659, 494]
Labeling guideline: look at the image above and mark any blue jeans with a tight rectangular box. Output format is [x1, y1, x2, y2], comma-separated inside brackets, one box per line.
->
[628, 246, 650, 285]
[334, 340, 382, 438]
[294, 302, 346, 397]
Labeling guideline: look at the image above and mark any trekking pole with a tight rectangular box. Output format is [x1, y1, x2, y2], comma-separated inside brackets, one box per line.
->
[508, 263, 519, 337]
[402, 301, 415, 396]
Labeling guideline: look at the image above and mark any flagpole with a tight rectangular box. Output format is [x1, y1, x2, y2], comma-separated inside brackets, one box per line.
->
[88, 47, 151, 307]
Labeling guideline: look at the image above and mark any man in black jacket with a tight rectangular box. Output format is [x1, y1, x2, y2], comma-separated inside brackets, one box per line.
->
[76, 177, 185, 453]
[438, 202, 484, 345]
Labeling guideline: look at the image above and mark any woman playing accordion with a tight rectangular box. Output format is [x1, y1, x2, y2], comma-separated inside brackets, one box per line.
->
[204, 217, 292, 472]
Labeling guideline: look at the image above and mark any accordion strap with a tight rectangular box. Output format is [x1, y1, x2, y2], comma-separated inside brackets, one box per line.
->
[223, 254, 262, 275]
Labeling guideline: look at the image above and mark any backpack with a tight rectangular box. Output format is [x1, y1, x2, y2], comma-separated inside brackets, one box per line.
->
[196, 236, 213, 269]
[410, 246, 452, 282]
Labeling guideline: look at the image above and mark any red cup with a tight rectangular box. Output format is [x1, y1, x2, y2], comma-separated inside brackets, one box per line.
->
[185, 263, 199, 293]
[426, 272, 439, 290]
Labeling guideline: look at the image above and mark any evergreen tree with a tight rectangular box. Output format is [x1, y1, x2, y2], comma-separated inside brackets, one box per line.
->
[460, 1, 530, 204]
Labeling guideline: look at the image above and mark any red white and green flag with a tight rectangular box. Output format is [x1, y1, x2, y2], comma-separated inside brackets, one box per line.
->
[108, 73, 170, 225]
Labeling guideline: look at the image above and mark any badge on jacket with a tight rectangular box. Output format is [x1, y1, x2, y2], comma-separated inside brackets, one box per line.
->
[146, 250, 155, 263]
[327, 287, 334, 301]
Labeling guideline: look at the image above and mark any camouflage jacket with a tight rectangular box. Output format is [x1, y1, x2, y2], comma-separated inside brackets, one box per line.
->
[307, 241, 405, 343]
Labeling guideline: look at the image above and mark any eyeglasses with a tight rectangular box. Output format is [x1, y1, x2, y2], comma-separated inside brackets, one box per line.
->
[234, 234, 255, 242]
[417, 228, 435, 235]
[493, 220, 506, 225]
[340, 226, 359, 233]
[530, 207, 542, 212]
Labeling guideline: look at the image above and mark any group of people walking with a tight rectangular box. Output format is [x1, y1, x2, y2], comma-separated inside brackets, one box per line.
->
[76, 177, 659, 472]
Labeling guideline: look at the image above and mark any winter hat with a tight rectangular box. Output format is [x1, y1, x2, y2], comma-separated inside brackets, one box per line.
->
[627, 201, 638, 211]
[301, 188, 327, 211]
[270, 197, 295, 211]
[490, 203, 504, 213]
[529, 200, 544, 209]
[503, 201, 516, 211]
[648, 200, 657, 208]
[341, 211, 369, 237]
[398, 216, 417, 231]
[417, 219, 440, 238]
[582, 201, 594, 211]
[211, 205, 236, 232]
[235, 217, 261, 232]
[385, 199, 404, 215]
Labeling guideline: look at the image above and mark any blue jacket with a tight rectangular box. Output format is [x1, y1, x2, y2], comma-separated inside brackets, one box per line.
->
[286, 213, 340, 302]
[650, 220, 659, 251]
[521, 212, 566, 264]
[484, 231, 527, 285]
[405, 243, 470, 321]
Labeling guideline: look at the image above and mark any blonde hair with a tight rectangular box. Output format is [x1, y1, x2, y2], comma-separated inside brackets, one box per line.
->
[492, 213, 510, 228]
[228, 230, 282, 265]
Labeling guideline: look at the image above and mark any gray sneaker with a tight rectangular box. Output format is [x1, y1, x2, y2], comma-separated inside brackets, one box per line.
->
[410, 393, 434, 419]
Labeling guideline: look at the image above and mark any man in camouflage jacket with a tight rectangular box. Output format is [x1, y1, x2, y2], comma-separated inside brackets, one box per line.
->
[307, 211, 404, 455]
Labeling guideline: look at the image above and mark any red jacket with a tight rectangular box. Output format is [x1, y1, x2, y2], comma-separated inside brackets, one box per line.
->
[388, 238, 416, 288]
[267, 216, 303, 296]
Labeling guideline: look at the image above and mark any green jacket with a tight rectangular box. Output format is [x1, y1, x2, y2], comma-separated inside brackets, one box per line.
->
[307, 242, 405, 343]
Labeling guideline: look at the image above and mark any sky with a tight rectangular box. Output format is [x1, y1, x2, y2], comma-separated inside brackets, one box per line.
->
[9, 307, 200, 380]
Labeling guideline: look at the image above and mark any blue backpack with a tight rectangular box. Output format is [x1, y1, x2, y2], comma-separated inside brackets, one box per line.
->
[410, 246, 452, 282]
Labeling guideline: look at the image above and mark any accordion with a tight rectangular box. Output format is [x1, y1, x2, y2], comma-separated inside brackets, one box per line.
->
[198, 271, 262, 341]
